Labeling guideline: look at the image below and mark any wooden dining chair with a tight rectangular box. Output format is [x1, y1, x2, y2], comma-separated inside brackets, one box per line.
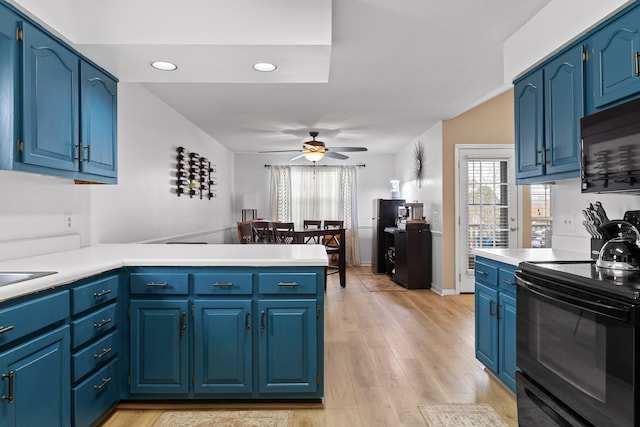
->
[272, 222, 295, 244]
[323, 220, 344, 276]
[251, 220, 273, 243]
[303, 220, 322, 243]
[237, 221, 253, 244]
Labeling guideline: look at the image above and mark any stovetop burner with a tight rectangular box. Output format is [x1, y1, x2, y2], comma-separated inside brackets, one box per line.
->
[519, 261, 640, 301]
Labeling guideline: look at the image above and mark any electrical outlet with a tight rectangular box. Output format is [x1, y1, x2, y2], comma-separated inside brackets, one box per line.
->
[64, 213, 73, 231]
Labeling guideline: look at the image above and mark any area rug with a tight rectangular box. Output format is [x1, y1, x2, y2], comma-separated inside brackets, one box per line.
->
[356, 273, 408, 292]
[153, 410, 293, 427]
[418, 403, 509, 427]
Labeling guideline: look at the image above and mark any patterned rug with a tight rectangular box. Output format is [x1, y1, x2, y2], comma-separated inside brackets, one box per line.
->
[356, 273, 408, 292]
[153, 410, 293, 427]
[418, 403, 509, 427]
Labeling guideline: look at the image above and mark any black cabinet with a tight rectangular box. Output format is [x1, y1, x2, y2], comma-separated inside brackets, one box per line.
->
[385, 223, 432, 289]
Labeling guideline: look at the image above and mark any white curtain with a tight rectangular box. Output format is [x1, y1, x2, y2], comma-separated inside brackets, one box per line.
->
[269, 165, 360, 265]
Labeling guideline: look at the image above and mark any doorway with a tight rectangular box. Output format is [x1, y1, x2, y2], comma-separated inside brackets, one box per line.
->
[455, 145, 519, 293]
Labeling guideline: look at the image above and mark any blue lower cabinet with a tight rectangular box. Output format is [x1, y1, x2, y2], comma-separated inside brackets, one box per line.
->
[129, 299, 190, 394]
[474, 256, 518, 392]
[73, 357, 120, 427]
[475, 282, 499, 373]
[193, 299, 252, 394]
[0, 326, 70, 427]
[498, 292, 517, 391]
[258, 299, 318, 394]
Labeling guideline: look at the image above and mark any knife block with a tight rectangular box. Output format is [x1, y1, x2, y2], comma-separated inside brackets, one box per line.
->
[591, 238, 605, 260]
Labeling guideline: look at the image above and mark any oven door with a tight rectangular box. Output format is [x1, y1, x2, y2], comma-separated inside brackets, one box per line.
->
[516, 272, 636, 427]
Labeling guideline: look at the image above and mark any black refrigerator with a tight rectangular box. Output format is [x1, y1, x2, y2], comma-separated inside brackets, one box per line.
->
[371, 198, 405, 273]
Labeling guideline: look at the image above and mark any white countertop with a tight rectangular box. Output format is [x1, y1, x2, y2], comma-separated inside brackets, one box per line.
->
[473, 248, 590, 266]
[0, 244, 329, 302]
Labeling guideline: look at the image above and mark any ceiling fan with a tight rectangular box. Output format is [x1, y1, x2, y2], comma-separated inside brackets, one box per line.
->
[259, 131, 367, 162]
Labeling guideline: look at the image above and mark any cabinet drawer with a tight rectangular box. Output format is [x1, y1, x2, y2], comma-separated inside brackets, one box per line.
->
[73, 357, 120, 427]
[259, 272, 318, 295]
[194, 272, 253, 295]
[72, 303, 117, 349]
[474, 261, 498, 286]
[72, 330, 119, 383]
[0, 291, 69, 347]
[130, 272, 189, 295]
[498, 268, 517, 294]
[72, 274, 119, 315]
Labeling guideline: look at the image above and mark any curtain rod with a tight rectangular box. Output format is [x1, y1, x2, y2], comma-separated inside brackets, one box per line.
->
[264, 164, 366, 168]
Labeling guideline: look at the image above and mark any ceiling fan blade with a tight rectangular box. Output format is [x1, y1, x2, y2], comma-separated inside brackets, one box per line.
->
[327, 147, 368, 152]
[289, 153, 306, 161]
[324, 151, 349, 160]
[258, 149, 303, 153]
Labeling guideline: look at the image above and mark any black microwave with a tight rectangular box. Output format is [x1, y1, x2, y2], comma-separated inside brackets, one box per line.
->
[581, 97, 640, 193]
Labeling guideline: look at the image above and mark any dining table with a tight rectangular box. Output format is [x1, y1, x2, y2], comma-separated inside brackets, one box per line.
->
[292, 228, 346, 288]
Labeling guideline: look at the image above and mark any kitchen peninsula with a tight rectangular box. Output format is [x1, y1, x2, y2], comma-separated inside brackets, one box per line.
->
[0, 244, 327, 427]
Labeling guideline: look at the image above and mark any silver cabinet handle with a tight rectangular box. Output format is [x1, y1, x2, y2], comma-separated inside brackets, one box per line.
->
[1, 371, 14, 403]
[93, 377, 112, 391]
[147, 282, 168, 287]
[93, 319, 112, 329]
[277, 281, 298, 287]
[94, 347, 112, 360]
[0, 325, 14, 335]
[502, 279, 515, 286]
[93, 289, 112, 298]
[213, 282, 233, 287]
[477, 271, 488, 276]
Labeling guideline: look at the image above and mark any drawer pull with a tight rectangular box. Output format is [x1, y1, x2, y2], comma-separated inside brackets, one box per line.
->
[213, 282, 233, 287]
[147, 282, 169, 287]
[1, 371, 14, 403]
[94, 347, 113, 360]
[502, 279, 515, 286]
[93, 289, 112, 298]
[93, 377, 112, 391]
[0, 325, 14, 335]
[277, 281, 298, 287]
[477, 270, 488, 276]
[93, 318, 112, 329]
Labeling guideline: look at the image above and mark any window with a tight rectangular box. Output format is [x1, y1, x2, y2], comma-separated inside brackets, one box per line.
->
[530, 184, 552, 248]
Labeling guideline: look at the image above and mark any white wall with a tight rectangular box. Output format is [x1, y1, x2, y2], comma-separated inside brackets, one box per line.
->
[89, 84, 234, 245]
[394, 123, 444, 292]
[504, 0, 632, 82]
[0, 83, 235, 258]
[233, 151, 396, 262]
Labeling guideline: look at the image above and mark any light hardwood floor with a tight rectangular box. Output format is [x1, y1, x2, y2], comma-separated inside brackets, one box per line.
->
[101, 266, 517, 427]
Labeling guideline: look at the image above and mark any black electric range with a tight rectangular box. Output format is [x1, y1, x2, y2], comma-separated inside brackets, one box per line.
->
[518, 260, 640, 302]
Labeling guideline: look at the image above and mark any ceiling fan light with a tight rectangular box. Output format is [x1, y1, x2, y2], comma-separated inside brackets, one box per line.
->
[303, 151, 324, 162]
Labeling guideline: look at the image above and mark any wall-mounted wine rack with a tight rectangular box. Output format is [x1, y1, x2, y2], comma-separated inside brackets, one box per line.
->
[176, 146, 217, 199]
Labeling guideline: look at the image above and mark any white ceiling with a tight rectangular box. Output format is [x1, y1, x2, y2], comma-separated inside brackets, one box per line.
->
[11, 0, 551, 155]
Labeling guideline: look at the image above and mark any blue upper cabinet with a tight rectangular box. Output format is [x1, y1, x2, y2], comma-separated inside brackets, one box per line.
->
[22, 21, 79, 173]
[514, 70, 544, 180]
[588, 6, 640, 112]
[543, 44, 584, 176]
[515, 44, 583, 184]
[0, 1, 117, 183]
[80, 61, 117, 178]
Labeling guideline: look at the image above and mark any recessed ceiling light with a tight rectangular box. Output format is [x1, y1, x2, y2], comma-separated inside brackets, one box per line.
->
[253, 62, 278, 72]
[151, 61, 178, 71]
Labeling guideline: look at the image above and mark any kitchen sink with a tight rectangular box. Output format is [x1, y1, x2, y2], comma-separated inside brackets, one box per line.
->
[0, 271, 57, 287]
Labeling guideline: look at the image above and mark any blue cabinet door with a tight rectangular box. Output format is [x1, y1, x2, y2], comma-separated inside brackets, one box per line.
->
[474, 282, 498, 373]
[21, 21, 79, 172]
[0, 326, 70, 427]
[258, 299, 317, 394]
[544, 45, 584, 176]
[130, 300, 189, 394]
[498, 292, 517, 392]
[80, 61, 117, 178]
[514, 69, 544, 180]
[590, 7, 640, 110]
[0, 8, 19, 170]
[193, 299, 252, 394]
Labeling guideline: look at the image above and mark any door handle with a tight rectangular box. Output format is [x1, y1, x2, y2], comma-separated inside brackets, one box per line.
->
[489, 300, 496, 317]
